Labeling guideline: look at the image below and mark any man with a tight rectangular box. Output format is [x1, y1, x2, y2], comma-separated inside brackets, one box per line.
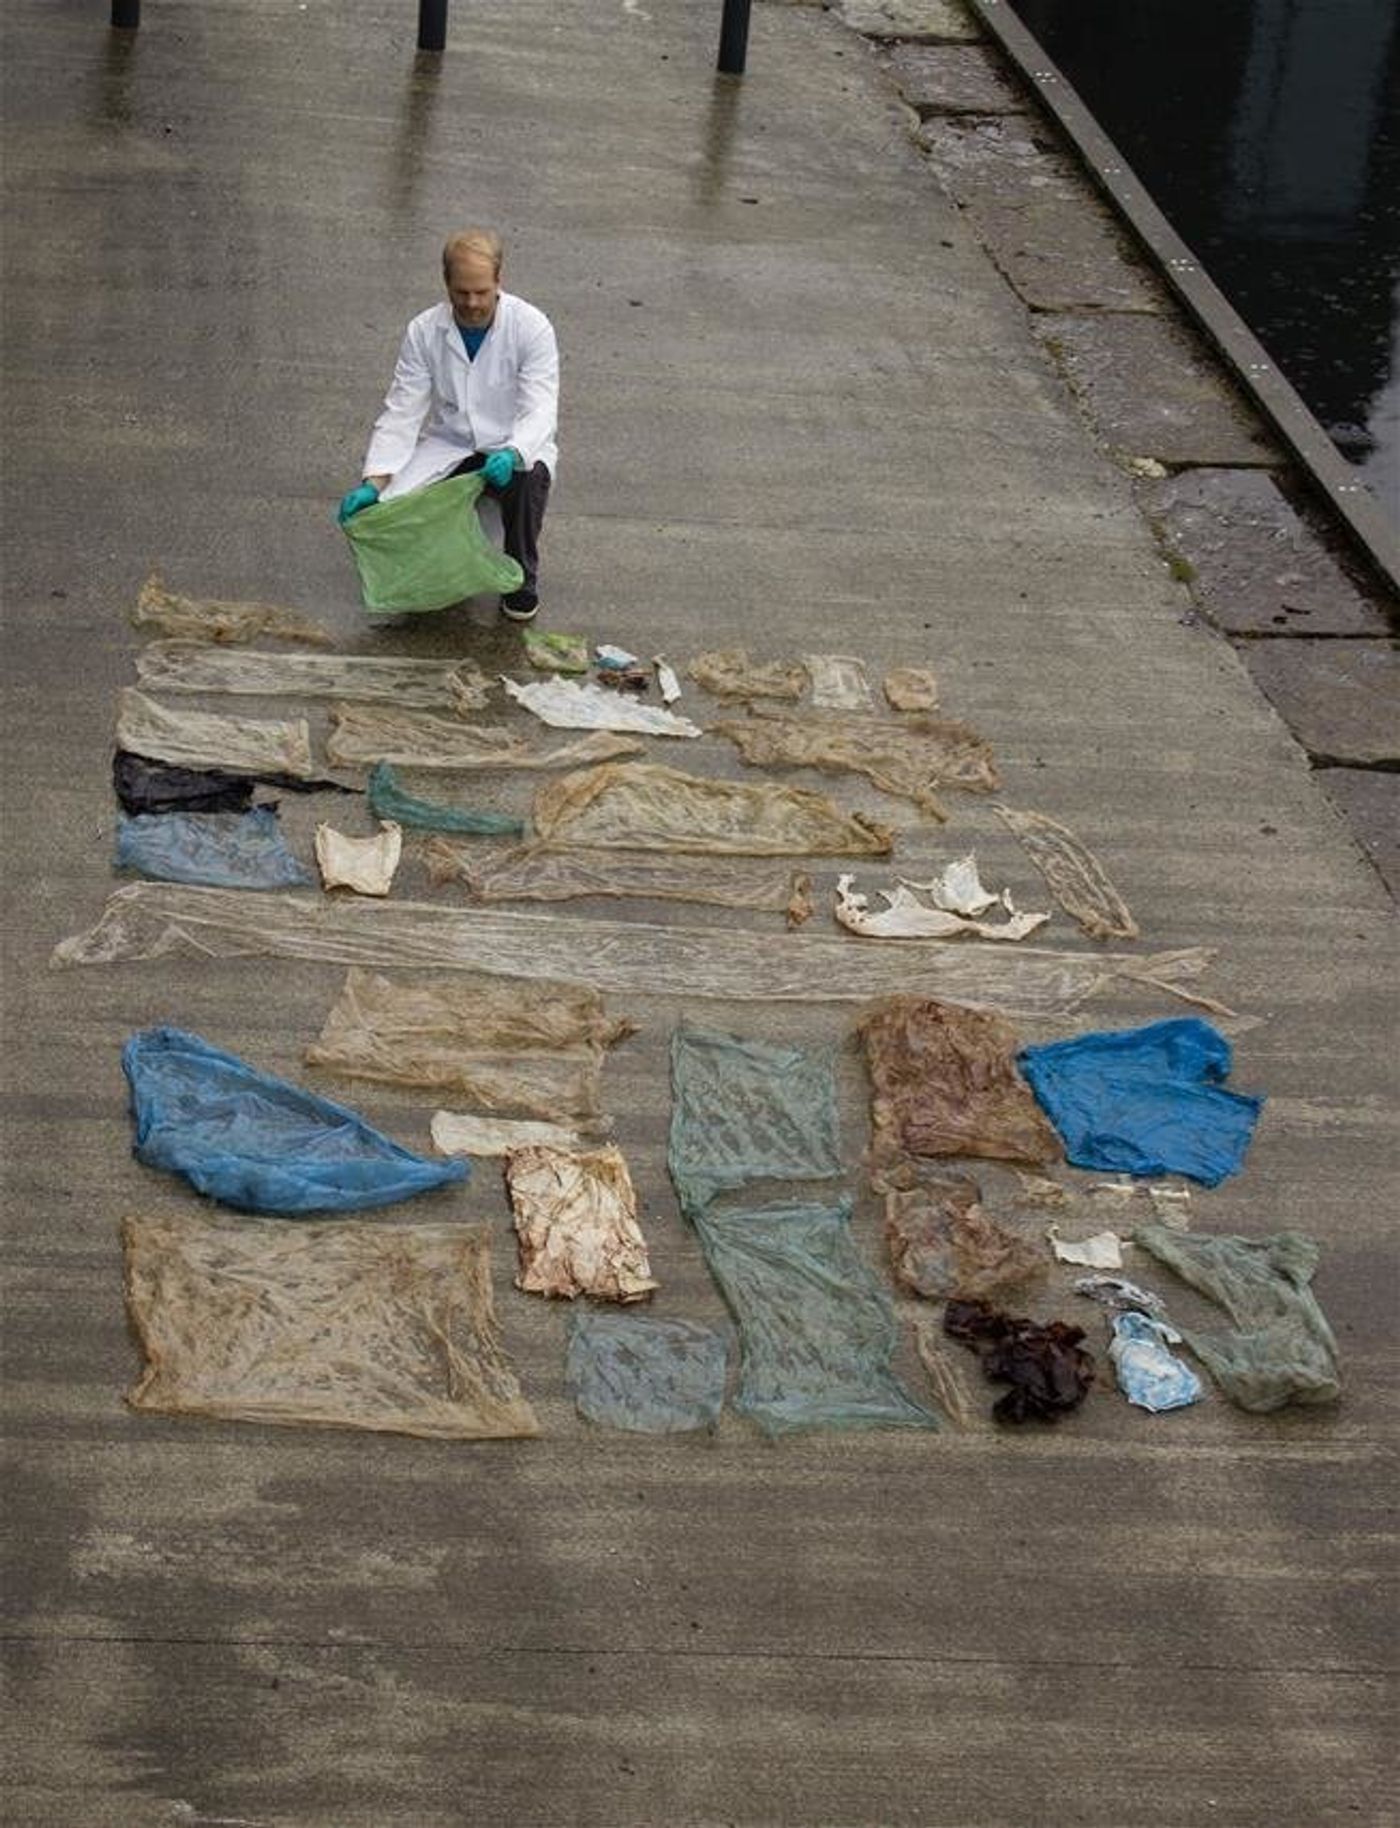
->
[339, 229, 559, 622]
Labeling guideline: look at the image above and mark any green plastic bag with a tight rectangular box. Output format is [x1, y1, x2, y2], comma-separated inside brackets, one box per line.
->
[342, 474, 524, 614]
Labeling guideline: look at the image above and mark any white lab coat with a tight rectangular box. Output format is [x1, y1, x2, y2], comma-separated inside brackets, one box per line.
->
[363, 294, 559, 501]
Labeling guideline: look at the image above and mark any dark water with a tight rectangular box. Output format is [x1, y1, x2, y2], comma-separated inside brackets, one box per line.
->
[1009, 0, 1400, 516]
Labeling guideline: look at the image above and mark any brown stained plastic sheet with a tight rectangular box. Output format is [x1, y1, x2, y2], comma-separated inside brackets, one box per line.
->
[859, 996, 1063, 1168]
[884, 667, 940, 712]
[714, 708, 1000, 819]
[996, 805, 1139, 941]
[882, 1170, 1046, 1300]
[53, 884, 1228, 1015]
[687, 649, 808, 702]
[326, 703, 642, 773]
[944, 1298, 1096, 1425]
[131, 573, 334, 648]
[805, 653, 874, 710]
[123, 1210, 539, 1439]
[423, 838, 813, 922]
[117, 689, 316, 778]
[531, 761, 894, 857]
[135, 641, 494, 711]
[305, 967, 631, 1122]
[506, 1143, 658, 1302]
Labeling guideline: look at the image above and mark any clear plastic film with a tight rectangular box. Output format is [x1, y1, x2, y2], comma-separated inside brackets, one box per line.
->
[326, 703, 642, 773]
[996, 805, 1139, 941]
[117, 688, 316, 778]
[135, 640, 493, 711]
[131, 573, 334, 647]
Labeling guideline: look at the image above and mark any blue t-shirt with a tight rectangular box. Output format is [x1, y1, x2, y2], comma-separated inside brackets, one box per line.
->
[459, 325, 488, 360]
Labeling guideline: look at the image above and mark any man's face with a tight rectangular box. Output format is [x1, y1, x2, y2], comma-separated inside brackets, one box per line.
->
[446, 252, 500, 329]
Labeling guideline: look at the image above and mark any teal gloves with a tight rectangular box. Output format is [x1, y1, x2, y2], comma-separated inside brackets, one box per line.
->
[481, 449, 519, 490]
[337, 481, 380, 525]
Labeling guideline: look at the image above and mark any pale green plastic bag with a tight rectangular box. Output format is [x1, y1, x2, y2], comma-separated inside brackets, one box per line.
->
[343, 474, 524, 614]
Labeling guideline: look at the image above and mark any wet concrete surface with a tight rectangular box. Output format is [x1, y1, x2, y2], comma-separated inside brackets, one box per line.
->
[3, 0, 1398, 1823]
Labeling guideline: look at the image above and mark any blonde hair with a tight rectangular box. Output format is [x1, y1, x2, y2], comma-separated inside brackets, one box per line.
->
[442, 229, 503, 278]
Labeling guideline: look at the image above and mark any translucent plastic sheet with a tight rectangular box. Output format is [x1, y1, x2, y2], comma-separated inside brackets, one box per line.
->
[882, 1170, 1045, 1301]
[531, 762, 894, 856]
[694, 1198, 937, 1435]
[113, 751, 355, 815]
[123, 1210, 538, 1439]
[1018, 1018, 1263, 1187]
[135, 640, 494, 711]
[341, 473, 523, 613]
[669, 1024, 842, 1219]
[116, 808, 310, 890]
[326, 703, 642, 773]
[424, 839, 813, 922]
[714, 709, 1000, 819]
[884, 667, 939, 712]
[315, 821, 403, 896]
[118, 688, 316, 778]
[995, 805, 1139, 942]
[367, 762, 523, 836]
[506, 1143, 657, 1302]
[1109, 1312, 1202, 1413]
[686, 649, 807, 702]
[944, 1299, 1095, 1425]
[124, 1026, 468, 1213]
[305, 967, 631, 1122]
[567, 1309, 728, 1433]
[131, 573, 334, 648]
[835, 874, 1049, 941]
[502, 676, 702, 739]
[54, 885, 1227, 1015]
[805, 653, 873, 710]
[1134, 1222, 1340, 1411]
[859, 997, 1063, 1168]
[431, 1111, 582, 1157]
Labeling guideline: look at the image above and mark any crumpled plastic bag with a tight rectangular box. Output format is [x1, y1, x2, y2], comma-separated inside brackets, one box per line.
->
[134, 641, 493, 711]
[1018, 1018, 1263, 1187]
[502, 675, 702, 739]
[1134, 1222, 1340, 1411]
[123, 1209, 537, 1439]
[1109, 1311, 1202, 1413]
[131, 573, 334, 647]
[687, 649, 807, 702]
[531, 761, 893, 856]
[113, 750, 355, 816]
[859, 996, 1062, 1169]
[315, 821, 403, 896]
[566, 1308, 728, 1433]
[1048, 1225, 1125, 1270]
[884, 667, 939, 712]
[123, 1026, 468, 1213]
[882, 1171, 1045, 1300]
[996, 804, 1138, 941]
[366, 762, 523, 836]
[341, 472, 524, 613]
[118, 688, 316, 778]
[326, 703, 642, 773]
[694, 1198, 937, 1435]
[506, 1143, 658, 1302]
[116, 807, 312, 889]
[431, 1111, 582, 1157]
[944, 1298, 1095, 1424]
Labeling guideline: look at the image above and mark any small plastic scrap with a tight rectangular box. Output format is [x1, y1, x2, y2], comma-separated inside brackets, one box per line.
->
[567, 1309, 728, 1434]
[1019, 1018, 1264, 1187]
[501, 675, 702, 738]
[884, 667, 939, 712]
[532, 761, 893, 856]
[1074, 1275, 1167, 1316]
[131, 572, 334, 647]
[523, 630, 589, 674]
[113, 751, 355, 816]
[687, 649, 808, 702]
[315, 821, 403, 896]
[1048, 1224, 1125, 1270]
[805, 652, 874, 710]
[123, 1026, 467, 1214]
[594, 644, 639, 670]
[118, 688, 316, 778]
[366, 762, 524, 836]
[1014, 1172, 1070, 1208]
[116, 807, 312, 890]
[1135, 1222, 1340, 1411]
[835, 873, 1049, 941]
[995, 804, 1138, 942]
[123, 1209, 537, 1439]
[944, 1298, 1095, 1424]
[653, 656, 682, 703]
[326, 703, 642, 773]
[694, 1197, 937, 1435]
[1109, 1311, 1202, 1413]
[909, 1313, 976, 1429]
[858, 996, 1062, 1169]
[884, 1171, 1045, 1300]
[134, 641, 492, 711]
[923, 855, 1007, 917]
[431, 1111, 583, 1157]
[506, 1143, 658, 1302]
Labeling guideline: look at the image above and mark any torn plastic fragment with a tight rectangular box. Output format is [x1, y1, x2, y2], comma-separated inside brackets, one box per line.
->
[884, 667, 939, 712]
[909, 1312, 976, 1429]
[431, 1111, 583, 1157]
[884, 1172, 1045, 1300]
[1014, 1172, 1070, 1208]
[996, 804, 1138, 941]
[567, 1308, 728, 1434]
[653, 656, 682, 704]
[501, 675, 702, 738]
[366, 762, 523, 836]
[506, 1143, 657, 1302]
[123, 1026, 467, 1213]
[118, 688, 316, 778]
[123, 1209, 537, 1439]
[117, 807, 312, 890]
[113, 751, 355, 816]
[522, 630, 589, 674]
[835, 874, 1049, 941]
[131, 573, 334, 647]
[944, 1298, 1095, 1424]
[326, 703, 642, 773]
[594, 644, 639, 671]
[1048, 1224, 1125, 1270]
[134, 641, 492, 711]
[314, 821, 403, 896]
[1109, 1311, 1202, 1413]
[1074, 1275, 1168, 1316]
[805, 652, 874, 710]
[687, 649, 808, 702]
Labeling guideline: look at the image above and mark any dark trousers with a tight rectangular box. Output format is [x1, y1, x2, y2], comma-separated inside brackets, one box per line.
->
[451, 453, 551, 607]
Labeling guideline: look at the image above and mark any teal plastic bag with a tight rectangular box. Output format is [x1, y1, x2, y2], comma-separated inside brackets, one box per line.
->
[342, 474, 524, 614]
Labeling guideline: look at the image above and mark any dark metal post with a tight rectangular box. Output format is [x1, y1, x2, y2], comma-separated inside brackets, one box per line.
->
[111, 0, 140, 27]
[717, 0, 750, 74]
[417, 0, 448, 51]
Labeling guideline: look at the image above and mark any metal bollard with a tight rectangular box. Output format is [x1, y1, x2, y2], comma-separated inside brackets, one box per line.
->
[717, 0, 751, 73]
[111, 0, 140, 26]
[417, 0, 448, 51]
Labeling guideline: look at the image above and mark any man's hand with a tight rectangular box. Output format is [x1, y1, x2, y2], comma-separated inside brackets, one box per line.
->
[337, 481, 381, 525]
[481, 449, 519, 490]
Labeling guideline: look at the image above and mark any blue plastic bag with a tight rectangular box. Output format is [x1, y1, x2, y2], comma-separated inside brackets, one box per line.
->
[116, 807, 312, 889]
[123, 1027, 468, 1214]
[1017, 1017, 1263, 1187]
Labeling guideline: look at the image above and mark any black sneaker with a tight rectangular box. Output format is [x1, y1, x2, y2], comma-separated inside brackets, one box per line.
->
[500, 591, 539, 624]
